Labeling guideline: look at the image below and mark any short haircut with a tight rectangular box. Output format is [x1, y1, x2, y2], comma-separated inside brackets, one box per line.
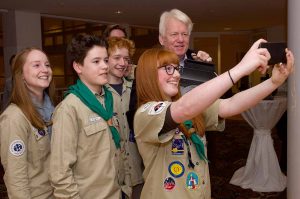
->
[107, 37, 135, 57]
[159, 9, 193, 36]
[67, 34, 107, 66]
[103, 24, 128, 38]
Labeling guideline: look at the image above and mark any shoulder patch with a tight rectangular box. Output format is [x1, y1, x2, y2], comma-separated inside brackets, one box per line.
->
[141, 103, 152, 112]
[9, 140, 25, 156]
[148, 102, 167, 115]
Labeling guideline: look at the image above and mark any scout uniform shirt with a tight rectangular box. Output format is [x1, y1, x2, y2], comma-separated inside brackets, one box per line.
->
[49, 91, 128, 199]
[134, 100, 224, 199]
[107, 79, 144, 187]
[0, 104, 53, 199]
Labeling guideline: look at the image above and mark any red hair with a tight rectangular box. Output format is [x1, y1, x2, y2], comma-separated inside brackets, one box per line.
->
[136, 48, 205, 136]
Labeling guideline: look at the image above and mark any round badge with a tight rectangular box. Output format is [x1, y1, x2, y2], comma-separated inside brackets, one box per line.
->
[9, 140, 25, 156]
[163, 177, 175, 191]
[186, 172, 199, 190]
[38, 129, 46, 136]
[168, 161, 185, 178]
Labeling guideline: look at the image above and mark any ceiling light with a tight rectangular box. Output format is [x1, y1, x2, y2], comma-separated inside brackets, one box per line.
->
[115, 10, 122, 14]
[224, 27, 232, 31]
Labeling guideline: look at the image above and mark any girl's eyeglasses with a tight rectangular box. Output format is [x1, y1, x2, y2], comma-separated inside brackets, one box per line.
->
[161, 64, 183, 75]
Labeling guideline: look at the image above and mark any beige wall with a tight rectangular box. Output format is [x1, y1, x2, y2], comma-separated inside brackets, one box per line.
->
[192, 28, 286, 94]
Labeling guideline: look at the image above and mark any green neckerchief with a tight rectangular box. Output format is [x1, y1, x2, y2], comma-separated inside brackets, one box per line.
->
[183, 120, 208, 162]
[65, 79, 121, 149]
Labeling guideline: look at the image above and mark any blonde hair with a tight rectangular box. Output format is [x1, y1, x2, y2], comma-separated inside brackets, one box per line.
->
[10, 47, 55, 130]
[136, 48, 205, 136]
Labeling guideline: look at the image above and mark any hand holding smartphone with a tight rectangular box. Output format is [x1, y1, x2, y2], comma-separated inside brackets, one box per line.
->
[258, 42, 287, 65]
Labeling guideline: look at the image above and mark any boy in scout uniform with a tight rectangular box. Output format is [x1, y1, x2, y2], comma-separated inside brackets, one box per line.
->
[49, 34, 130, 199]
[134, 44, 294, 198]
[0, 48, 55, 198]
[106, 37, 144, 198]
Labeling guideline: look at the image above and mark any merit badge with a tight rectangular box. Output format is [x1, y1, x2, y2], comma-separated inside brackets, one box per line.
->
[163, 177, 175, 191]
[171, 138, 184, 155]
[186, 172, 199, 190]
[148, 102, 166, 115]
[9, 140, 25, 156]
[168, 161, 185, 178]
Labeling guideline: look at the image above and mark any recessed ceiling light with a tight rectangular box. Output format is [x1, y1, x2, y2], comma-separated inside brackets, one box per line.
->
[115, 10, 122, 14]
[224, 27, 232, 31]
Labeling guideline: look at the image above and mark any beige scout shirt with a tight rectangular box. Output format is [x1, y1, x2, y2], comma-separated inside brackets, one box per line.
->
[50, 92, 128, 199]
[0, 104, 53, 199]
[134, 100, 224, 199]
[107, 79, 144, 186]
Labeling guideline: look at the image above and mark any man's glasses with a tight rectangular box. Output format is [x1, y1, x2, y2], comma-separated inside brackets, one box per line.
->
[161, 64, 183, 75]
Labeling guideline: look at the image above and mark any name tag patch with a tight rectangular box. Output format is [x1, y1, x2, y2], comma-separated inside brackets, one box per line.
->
[89, 116, 102, 123]
[9, 140, 25, 156]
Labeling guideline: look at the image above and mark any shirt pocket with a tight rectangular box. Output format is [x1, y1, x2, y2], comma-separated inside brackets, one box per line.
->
[82, 122, 110, 155]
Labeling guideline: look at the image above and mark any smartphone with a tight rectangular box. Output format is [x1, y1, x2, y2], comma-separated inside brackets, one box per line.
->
[259, 42, 287, 65]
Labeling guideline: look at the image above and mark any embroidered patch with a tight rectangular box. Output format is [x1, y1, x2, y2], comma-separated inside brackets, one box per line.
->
[38, 129, 46, 136]
[148, 102, 166, 115]
[186, 172, 199, 190]
[9, 140, 25, 156]
[163, 177, 175, 191]
[168, 161, 185, 178]
[141, 103, 152, 112]
[171, 138, 184, 155]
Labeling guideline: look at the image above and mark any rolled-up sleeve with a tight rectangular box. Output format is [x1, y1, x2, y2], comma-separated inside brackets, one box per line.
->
[203, 99, 225, 131]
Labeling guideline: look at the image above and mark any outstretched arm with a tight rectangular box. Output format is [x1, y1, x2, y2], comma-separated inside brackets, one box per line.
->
[171, 39, 270, 123]
[218, 49, 294, 118]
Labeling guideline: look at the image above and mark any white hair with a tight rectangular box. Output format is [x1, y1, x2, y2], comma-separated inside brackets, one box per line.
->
[159, 9, 193, 36]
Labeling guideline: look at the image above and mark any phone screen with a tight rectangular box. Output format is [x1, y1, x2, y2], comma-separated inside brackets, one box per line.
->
[259, 42, 287, 65]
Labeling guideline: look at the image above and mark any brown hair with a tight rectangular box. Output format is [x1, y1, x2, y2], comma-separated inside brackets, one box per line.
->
[10, 47, 56, 130]
[136, 48, 205, 136]
[107, 37, 135, 57]
[67, 34, 108, 67]
[103, 24, 128, 38]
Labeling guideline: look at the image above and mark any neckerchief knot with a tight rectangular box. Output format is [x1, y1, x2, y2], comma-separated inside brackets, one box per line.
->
[65, 79, 121, 149]
[183, 120, 207, 162]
